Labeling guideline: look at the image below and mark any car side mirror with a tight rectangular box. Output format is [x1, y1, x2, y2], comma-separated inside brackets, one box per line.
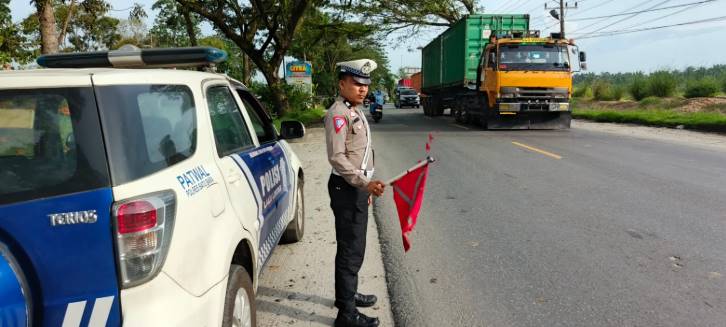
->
[280, 120, 305, 139]
[579, 51, 586, 62]
[580, 62, 587, 71]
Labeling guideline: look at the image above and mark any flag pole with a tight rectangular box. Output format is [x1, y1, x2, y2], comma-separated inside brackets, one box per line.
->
[385, 156, 435, 185]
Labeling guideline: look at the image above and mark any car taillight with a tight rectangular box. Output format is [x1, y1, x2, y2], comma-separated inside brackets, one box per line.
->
[112, 190, 176, 288]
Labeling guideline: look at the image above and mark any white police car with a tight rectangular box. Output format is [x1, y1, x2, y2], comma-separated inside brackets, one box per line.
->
[0, 47, 306, 326]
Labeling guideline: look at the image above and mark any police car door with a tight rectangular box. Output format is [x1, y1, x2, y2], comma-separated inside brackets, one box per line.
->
[203, 83, 288, 269]
[234, 89, 294, 265]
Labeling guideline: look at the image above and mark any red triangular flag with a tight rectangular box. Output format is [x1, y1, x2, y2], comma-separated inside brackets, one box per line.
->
[391, 162, 431, 252]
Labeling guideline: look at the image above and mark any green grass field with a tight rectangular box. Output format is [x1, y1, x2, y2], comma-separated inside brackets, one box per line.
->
[573, 108, 726, 133]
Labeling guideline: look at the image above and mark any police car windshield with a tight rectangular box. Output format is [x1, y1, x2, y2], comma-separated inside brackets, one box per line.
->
[0, 88, 110, 205]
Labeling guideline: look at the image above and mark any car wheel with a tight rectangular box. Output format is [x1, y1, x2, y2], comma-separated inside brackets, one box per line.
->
[281, 181, 304, 243]
[222, 265, 256, 327]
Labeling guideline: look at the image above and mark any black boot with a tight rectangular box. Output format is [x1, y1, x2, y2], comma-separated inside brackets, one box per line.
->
[334, 310, 380, 327]
[354, 293, 377, 307]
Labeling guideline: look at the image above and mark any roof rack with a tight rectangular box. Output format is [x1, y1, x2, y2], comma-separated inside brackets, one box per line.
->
[36, 45, 228, 69]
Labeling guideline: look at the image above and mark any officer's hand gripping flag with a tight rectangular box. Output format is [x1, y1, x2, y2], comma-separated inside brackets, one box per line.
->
[386, 134, 435, 252]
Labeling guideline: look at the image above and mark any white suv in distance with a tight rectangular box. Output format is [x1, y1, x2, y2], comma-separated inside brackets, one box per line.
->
[0, 47, 305, 327]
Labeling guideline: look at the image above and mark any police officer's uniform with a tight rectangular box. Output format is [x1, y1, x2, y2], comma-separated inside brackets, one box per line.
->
[325, 59, 380, 327]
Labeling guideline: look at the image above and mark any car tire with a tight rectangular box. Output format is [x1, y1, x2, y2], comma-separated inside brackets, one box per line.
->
[222, 265, 256, 327]
[281, 181, 304, 243]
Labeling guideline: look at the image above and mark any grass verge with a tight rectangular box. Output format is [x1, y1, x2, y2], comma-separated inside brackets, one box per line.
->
[573, 108, 726, 133]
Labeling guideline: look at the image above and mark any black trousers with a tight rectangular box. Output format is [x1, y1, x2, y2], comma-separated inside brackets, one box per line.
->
[328, 174, 369, 313]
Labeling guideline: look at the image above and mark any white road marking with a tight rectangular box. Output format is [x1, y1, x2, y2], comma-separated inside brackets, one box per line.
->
[451, 124, 470, 130]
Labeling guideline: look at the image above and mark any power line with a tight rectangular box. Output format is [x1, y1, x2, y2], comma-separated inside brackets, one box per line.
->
[576, 14, 726, 38]
[525, 2, 544, 13]
[545, 0, 579, 37]
[543, 0, 618, 30]
[573, 0, 668, 35]
[509, 0, 537, 12]
[568, 0, 716, 21]
[497, 0, 530, 13]
[614, 0, 715, 30]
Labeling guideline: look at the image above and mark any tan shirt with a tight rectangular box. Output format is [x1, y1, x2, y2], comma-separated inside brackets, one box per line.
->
[325, 96, 374, 189]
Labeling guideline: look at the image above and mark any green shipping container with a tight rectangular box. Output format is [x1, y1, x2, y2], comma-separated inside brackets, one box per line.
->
[422, 14, 530, 92]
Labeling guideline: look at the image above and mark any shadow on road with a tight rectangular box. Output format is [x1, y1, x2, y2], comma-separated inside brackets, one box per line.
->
[256, 286, 336, 325]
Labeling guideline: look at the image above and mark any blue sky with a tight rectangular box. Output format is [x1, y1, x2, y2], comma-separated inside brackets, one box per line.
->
[9, 0, 726, 74]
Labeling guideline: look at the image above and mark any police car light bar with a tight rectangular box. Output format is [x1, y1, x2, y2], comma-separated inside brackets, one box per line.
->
[36, 45, 228, 69]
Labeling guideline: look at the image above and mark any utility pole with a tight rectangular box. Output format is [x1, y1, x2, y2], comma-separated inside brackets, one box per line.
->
[545, 1, 578, 38]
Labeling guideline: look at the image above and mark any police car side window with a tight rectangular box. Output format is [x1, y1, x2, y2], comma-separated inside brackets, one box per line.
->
[206, 86, 254, 156]
[238, 95, 275, 144]
[96, 85, 196, 185]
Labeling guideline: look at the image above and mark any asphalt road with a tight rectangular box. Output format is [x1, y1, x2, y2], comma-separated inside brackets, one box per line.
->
[370, 106, 726, 327]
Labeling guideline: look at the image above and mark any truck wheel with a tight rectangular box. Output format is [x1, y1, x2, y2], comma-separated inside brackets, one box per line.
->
[463, 111, 473, 124]
[479, 116, 489, 129]
[281, 181, 304, 243]
[222, 265, 256, 327]
[454, 109, 465, 123]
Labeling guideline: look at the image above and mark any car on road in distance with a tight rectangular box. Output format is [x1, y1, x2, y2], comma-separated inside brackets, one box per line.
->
[394, 87, 421, 108]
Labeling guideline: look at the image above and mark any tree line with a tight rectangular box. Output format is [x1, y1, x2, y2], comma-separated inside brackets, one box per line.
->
[0, 0, 479, 116]
[574, 65, 726, 101]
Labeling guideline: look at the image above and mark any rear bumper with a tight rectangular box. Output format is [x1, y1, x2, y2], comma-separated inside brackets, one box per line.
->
[120, 271, 227, 326]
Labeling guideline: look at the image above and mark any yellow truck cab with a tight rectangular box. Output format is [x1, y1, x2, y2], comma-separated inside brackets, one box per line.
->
[477, 32, 586, 128]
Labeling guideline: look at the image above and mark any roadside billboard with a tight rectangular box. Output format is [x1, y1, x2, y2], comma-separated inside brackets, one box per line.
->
[285, 61, 313, 93]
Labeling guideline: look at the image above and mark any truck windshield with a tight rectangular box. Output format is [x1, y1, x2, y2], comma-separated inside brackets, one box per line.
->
[499, 44, 570, 71]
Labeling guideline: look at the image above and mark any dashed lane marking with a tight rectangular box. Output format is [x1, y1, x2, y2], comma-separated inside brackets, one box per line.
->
[512, 141, 563, 160]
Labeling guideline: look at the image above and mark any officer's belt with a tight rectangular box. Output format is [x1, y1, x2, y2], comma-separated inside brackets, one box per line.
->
[332, 168, 374, 178]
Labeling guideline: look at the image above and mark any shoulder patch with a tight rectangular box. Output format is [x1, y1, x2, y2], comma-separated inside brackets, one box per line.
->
[333, 115, 347, 133]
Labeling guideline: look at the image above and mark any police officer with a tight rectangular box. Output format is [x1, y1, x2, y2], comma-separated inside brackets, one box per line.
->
[325, 59, 385, 327]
